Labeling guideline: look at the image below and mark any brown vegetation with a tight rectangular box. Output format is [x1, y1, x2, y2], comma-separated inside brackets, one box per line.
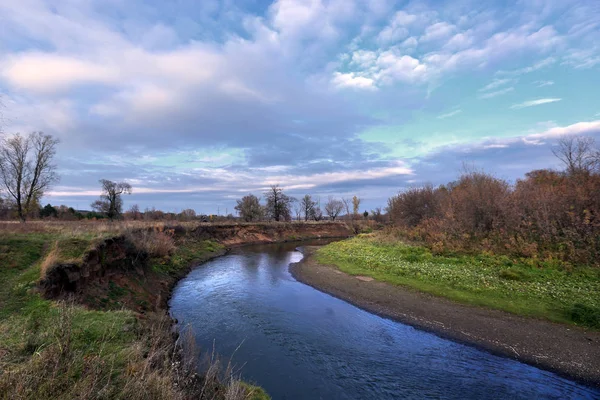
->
[387, 165, 600, 265]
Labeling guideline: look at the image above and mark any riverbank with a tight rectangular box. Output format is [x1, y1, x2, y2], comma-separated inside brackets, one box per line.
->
[290, 245, 600, 388]
[1, 221, 351, 399]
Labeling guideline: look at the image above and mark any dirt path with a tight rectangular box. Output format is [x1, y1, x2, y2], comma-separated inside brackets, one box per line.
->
[289, 247, 600, 388]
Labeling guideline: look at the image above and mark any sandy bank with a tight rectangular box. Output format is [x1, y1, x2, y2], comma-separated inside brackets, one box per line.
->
[290, 247, 600, 388]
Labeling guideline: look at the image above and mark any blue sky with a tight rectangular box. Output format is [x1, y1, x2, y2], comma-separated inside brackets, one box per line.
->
[1, 0, 599, 214]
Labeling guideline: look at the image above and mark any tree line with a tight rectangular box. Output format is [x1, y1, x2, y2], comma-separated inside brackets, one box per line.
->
[234, 187, 371, 222]
[0, 132, 371, 222]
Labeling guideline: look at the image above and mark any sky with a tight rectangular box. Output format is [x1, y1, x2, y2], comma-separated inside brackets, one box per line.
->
[0, 0, 599, 214]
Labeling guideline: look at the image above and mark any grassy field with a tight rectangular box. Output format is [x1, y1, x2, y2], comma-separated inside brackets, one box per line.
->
[0, 223, 269, 400]
[316, 233, 600, 329]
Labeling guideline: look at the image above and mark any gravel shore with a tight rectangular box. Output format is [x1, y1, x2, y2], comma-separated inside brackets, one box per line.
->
[290, 247, 600, 388]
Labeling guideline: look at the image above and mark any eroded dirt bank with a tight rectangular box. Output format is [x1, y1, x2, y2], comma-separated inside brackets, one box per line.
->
[41, 222, 352, 312]
[290, 247, 600, 388]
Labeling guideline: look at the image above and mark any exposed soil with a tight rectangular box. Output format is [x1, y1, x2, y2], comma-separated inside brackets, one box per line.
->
[40, 223, 352, 313]
[290, 247, 600, 388]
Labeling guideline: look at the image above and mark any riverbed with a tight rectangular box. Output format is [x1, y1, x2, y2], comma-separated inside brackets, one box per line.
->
[169, 241, 599, 399]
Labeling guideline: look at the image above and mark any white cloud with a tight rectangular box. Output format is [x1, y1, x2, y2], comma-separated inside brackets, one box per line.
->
[527, 120, 600, 141]
[437, 109, 462, 119]
[420, 22, 456, 42]
[510, 98, 561, 109]
[377, 11, 418, 44]
[1, 53, 119, 93]
[331, 72, 376, 90]
[497, 57, 556, 76]
[479, 87, 514, 99]
[264, 161, 413, 188]
[562, 48, 600, 69]
[479, 78, 514, 92]
[534, 80, 554, 87]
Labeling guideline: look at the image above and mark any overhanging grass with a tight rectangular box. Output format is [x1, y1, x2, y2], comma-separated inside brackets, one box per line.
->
[316, 234, 600, 328]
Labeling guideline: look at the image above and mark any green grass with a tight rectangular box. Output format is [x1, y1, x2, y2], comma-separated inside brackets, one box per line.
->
[316, 234, 600, 328]
[150, 238, 224, 274]
[0, 230, 262, 399]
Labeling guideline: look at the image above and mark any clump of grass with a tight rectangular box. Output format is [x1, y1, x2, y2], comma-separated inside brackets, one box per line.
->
[127, 230, 176, 258]
[316, 233, 600, 328]
[571, 304, 600, 329]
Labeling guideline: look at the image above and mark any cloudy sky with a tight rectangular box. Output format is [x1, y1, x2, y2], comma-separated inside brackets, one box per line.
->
[1, 0, 599, 214]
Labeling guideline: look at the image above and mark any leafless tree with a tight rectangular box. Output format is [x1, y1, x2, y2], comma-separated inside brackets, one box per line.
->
[552, 136, 599, 175]
[265, 185, 294, 221]
[341, 197, 351, 218]
[325, 196, 344, 221]
[91, 179, 132, 220]
[0, 132, 59, 222]
[352, 195, 361, 218]
[371, 207, 384, 223]
[179, 208, 197, 221]
[300, 194, 316, 221]
[293, 202, 302, 221]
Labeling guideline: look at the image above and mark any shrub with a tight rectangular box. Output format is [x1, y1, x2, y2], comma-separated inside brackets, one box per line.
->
[128, 230, 176, 258]
[570, 303, 600, 329]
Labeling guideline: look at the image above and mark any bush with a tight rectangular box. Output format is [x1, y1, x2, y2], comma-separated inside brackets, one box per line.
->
[387, 167, 600, 266]
[128, 229, 176, 258]
[570, 303, 600, 329]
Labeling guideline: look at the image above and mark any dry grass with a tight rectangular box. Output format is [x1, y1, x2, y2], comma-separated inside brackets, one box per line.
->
[39, 242, 59, 279]
[0, 302, 266, 400]
[126, 230, 176, 258]
[0, 219, 349, 237]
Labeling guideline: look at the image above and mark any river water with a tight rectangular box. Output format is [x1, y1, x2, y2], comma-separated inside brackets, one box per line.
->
[169, 241, 600, 399]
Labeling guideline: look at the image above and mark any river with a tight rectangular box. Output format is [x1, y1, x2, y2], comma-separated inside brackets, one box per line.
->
[169, 240, 600, 399]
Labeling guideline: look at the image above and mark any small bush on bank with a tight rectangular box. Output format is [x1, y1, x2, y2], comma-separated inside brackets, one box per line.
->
[571, 303, 600, 329]
[127, 229, 176, 258]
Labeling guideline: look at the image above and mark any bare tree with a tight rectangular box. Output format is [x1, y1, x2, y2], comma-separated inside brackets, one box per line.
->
[341, 197, 351, 218]
[293, 202, 302, 221]
[352, 195, 361, 218]
[235, 194, 264, 222]
[0, 132, 59, 222]
[552, 136, 599, 175]
[325, 196, 344, 221]
[300, 194, 316, 221]
[264, 185, 294, 221]
[370, 207, 384, 223]
[91, 179, 132, 220]
[179, 208, 197, 221]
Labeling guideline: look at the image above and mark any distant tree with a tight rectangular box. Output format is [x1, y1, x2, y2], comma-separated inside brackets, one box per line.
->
[125, 204, 142, 220]
[235, 194, 264, 222]
[265, 185, 294, 222]
[300, 194, 317, 221]
[179, 208, 197, 221]
[293, 202, 303, 221]
[0, 132, 59, 222]
[363, 210, 369, 220]
[352, 195, 361, 218]
[91, 179, 132, 220]
[341, 197, 352, 218]
[325, 197, 344, 221]
[370, 207, 384, 223]
[312, 206, 323, 221]
[552, 136, 599, 175]
[40, 203, 58, 218]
